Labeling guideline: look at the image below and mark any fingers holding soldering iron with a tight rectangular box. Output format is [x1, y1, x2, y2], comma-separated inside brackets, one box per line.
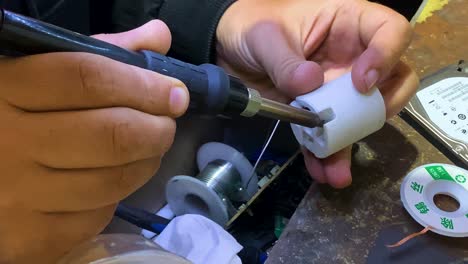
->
[23, 108, 175, 169]
[0, 50, 188, 168]
[0, 31, 188, 208]
[0, 20, 184, 263]
[92, 20, 172, 55]
[0, 53, 189, 118]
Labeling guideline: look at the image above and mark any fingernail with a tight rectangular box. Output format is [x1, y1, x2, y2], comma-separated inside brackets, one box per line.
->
[170, 87, 189, 115]
[365, 69, 379, 91]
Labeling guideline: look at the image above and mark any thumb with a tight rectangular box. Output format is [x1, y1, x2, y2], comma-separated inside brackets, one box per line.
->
[351, 3, 412, 93]
[92, 21, 189, 117]
[246, 22, 324, 98]
[92, 20, 172, 54]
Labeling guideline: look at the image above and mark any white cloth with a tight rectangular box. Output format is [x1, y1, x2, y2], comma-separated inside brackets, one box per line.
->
[155, 214, 243, 264]
[141, 204, 176, 239]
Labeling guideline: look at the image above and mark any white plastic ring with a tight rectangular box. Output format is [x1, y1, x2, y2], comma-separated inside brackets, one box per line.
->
[166, 175, 229, 225]
[401, 163, 468, 237]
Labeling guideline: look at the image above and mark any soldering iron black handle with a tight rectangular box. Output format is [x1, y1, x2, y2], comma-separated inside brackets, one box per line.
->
[141, 51, 248, 114]
[0, 9, 248, 115]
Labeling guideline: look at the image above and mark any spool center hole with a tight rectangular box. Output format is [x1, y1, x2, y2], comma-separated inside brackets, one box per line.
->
[433, 193, 460, 212]
[185, 194, 209, 216]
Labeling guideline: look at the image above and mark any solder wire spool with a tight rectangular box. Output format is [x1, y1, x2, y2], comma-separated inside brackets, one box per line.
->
[401, 163, 468, 237]
[166, 142, 258, 226]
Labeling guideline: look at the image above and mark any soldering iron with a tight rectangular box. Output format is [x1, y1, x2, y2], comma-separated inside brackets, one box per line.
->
[0, 9, 323, 128]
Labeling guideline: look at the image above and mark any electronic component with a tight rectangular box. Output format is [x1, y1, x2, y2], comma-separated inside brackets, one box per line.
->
[401, 60, 468, 168]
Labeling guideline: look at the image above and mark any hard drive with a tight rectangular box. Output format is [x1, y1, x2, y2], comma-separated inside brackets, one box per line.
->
[400, 60, 468, 168]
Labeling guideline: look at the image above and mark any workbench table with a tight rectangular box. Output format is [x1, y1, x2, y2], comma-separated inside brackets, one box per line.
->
[267, 0, 468, 263]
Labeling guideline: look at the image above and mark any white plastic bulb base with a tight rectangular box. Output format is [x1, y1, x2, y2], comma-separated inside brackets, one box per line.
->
[290, 72, 386, 158]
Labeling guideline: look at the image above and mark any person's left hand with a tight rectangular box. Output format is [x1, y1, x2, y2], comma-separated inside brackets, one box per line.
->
[215, 0, 419, 188]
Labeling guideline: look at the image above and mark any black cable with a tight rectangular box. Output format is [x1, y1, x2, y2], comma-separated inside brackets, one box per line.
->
[115, 204, 170, 234]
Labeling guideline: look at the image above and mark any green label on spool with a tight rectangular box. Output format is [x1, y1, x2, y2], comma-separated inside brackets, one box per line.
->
[441, 217, 454, 230]
[455, 174, 467, 184]
[425, 166, 455, 182]
[411, 182, 424, 193]
[415, 202, 429, 214]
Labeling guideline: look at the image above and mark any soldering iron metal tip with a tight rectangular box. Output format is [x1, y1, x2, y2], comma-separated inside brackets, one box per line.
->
[258, 97, 324, 128]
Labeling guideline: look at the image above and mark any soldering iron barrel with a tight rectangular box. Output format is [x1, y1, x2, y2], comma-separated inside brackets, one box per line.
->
[258, 98, 324, 128]
[0, 9, 148, 66]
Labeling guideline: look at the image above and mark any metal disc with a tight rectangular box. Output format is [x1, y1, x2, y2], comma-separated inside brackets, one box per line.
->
[166, 175, 228, 226]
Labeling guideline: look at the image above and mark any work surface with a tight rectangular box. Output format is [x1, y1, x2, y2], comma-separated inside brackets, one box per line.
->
[268, 1, 468, 263]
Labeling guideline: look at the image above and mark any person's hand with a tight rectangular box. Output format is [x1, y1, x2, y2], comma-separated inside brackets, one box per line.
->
[216, 0, 419, 188]
[0, 21, 188, 263]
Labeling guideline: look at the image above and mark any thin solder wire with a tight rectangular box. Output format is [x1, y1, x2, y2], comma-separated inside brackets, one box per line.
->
[245, 120, 281, 189]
